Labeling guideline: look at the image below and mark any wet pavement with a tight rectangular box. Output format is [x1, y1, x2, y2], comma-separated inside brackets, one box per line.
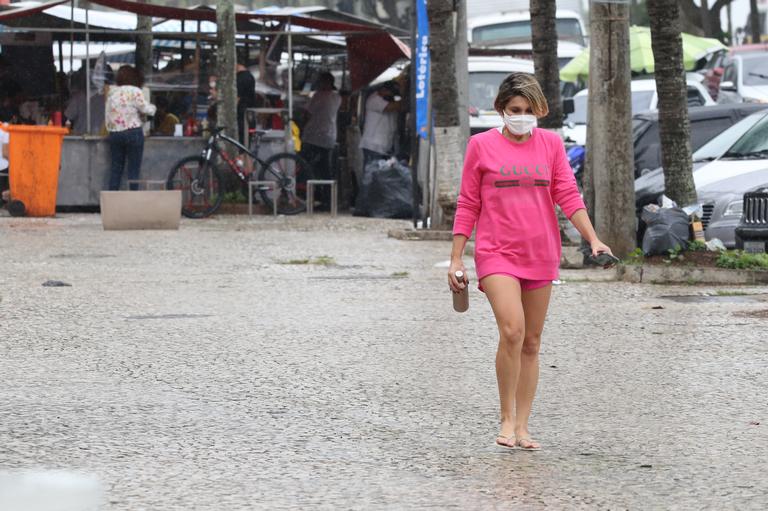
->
[1, 213, 768, 510]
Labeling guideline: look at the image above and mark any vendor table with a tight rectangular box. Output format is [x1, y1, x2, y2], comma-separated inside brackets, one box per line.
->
[57, 136, 205, 207]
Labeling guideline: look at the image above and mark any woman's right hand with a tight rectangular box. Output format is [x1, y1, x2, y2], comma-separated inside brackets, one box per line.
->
[448, 259, 469, 293]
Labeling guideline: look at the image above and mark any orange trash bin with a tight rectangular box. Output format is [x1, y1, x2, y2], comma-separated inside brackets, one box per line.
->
[6, 125, 69, 217]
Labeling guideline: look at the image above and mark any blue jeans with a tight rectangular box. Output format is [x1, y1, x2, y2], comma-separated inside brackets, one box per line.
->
[108, 127, 145, 191]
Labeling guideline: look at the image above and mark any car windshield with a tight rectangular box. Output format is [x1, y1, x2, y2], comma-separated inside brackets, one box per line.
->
[565, 90, 655, 125]
[692, 112, 767, 161]
[723, 112, 768, 157]
[469, 72, 510, 112]
[473, 19, 583, 44]
[743, 55, 768, 85]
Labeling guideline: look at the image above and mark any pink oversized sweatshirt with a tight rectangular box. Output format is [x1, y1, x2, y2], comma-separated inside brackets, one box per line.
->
[452, 127, 586, 282]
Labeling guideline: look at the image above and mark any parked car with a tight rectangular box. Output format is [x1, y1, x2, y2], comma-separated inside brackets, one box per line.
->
[632, 102, 767, 177]
[735, 190, 768, 251]
[468, 56, 535, 135]
[634, 107, 768, 247]
[700, 43, 768, 101]
[634, 107, 768, 209]
[564, 77, 715, 145]
[717, 52, 768, 104]
[697, 170, 768, 247]
[467, 10, 586, 68]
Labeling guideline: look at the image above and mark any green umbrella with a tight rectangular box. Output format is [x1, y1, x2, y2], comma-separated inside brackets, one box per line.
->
[560, 26, 726, 82]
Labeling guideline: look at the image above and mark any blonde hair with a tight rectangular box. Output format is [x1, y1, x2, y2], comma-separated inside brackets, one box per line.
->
[494, 72, 549, 118]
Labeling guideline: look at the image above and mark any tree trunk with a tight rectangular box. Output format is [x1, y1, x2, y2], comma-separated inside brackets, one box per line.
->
[705, 0, 726, 39]
[428, 1, 459, 127]
[749, 0, 761, 44]
[679, 0, 731, 39]
[700, 0, 715, 37]
[530, 0, 562, 129]
[455, 0, 469, 141]
[584, 1, 636, 258]
[216, 0, 238, 152]
[427, 0, 468, 228]
[647, 0, 696, 207]
[135, 0, 153, 80]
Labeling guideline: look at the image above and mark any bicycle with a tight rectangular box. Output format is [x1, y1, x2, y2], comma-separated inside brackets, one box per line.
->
[167, 127, 312, 218]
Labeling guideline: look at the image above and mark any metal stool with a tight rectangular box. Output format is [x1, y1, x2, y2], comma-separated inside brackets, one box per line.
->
[248, 180, 278, 216]
[306, 179, 338, 217]
[126, 180, 167, 190]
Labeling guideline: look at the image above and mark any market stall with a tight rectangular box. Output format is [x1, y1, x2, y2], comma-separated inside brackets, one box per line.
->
[0, 0, 410, 208]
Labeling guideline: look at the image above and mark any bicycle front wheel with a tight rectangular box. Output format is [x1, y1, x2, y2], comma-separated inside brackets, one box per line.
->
[256, 152, 312, 215]
[167, 156, 223, 218]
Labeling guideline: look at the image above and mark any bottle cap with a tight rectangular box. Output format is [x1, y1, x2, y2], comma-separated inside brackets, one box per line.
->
[455, 270, 464, 279]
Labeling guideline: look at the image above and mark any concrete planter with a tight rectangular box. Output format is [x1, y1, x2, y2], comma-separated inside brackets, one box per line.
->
[100, 191, 182, 230]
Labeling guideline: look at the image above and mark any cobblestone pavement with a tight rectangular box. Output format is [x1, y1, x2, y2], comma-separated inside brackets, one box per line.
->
[1, 213, 768, 510]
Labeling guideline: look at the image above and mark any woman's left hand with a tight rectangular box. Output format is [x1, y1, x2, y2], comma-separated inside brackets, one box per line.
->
[590, 239, 612, 257]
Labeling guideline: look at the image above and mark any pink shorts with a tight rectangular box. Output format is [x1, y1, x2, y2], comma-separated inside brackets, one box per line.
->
[478, 273, 552, 293]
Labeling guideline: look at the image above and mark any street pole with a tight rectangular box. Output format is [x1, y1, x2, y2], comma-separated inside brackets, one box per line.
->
[85, 2, 90, 135]
[583, 0, 636, 257]
[135, 0, 153, 82]
[69, 0, 73, 91]
[455, 1, 469, 142]
[216, 0, 238, 150]
[287, 20, 293, 126]
[410, 4, 419, 228]
[749, 0, 761, 44]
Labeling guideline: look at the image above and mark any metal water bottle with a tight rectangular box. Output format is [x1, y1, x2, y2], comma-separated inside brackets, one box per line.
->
[453, 270, 469, 313]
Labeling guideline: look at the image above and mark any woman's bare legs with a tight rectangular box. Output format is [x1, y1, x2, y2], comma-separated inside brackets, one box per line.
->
[514, 284, 552, 448]
[481, 275, 525, 446]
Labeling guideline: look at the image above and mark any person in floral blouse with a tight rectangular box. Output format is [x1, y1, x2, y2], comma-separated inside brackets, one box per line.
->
[105, 65, 156, 190]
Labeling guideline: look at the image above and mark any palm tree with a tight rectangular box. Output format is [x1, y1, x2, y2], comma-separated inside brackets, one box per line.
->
[647, 0, 696, 207]
[529, 0, 562, 129]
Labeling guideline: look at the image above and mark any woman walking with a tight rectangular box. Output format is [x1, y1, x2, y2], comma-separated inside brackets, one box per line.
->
[105, 65, 155, 191]
[448, 73, 613, 451]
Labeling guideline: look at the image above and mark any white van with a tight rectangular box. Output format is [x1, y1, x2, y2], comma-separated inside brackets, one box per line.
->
[467, 10, 587, 68]
[468, 56, 535, 134]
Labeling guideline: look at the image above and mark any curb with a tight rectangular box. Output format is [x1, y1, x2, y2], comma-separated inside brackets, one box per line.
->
[388, 230, 768, 285]
[563, 265, 768, 285]
[618, 264, 768, 285]
[387, 229, 454, 241]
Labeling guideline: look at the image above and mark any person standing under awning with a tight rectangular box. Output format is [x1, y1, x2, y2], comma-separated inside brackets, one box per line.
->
[300, 72, 341, 211]
[359, 81, 403, 167]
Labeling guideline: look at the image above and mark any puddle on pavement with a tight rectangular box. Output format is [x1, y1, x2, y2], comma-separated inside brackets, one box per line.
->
[126, 314, 214, 320]
[660, 294, 768, 304]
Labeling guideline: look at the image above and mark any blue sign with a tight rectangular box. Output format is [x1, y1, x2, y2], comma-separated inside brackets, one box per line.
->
[415, 0, 429, 140]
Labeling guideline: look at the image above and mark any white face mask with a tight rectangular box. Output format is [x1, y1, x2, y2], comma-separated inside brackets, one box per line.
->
[503, 113, 537, 135]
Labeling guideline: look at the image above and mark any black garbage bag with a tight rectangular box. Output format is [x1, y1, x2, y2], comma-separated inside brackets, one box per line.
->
[354, 158, 414, 219]
[641, 205, 690, 256]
